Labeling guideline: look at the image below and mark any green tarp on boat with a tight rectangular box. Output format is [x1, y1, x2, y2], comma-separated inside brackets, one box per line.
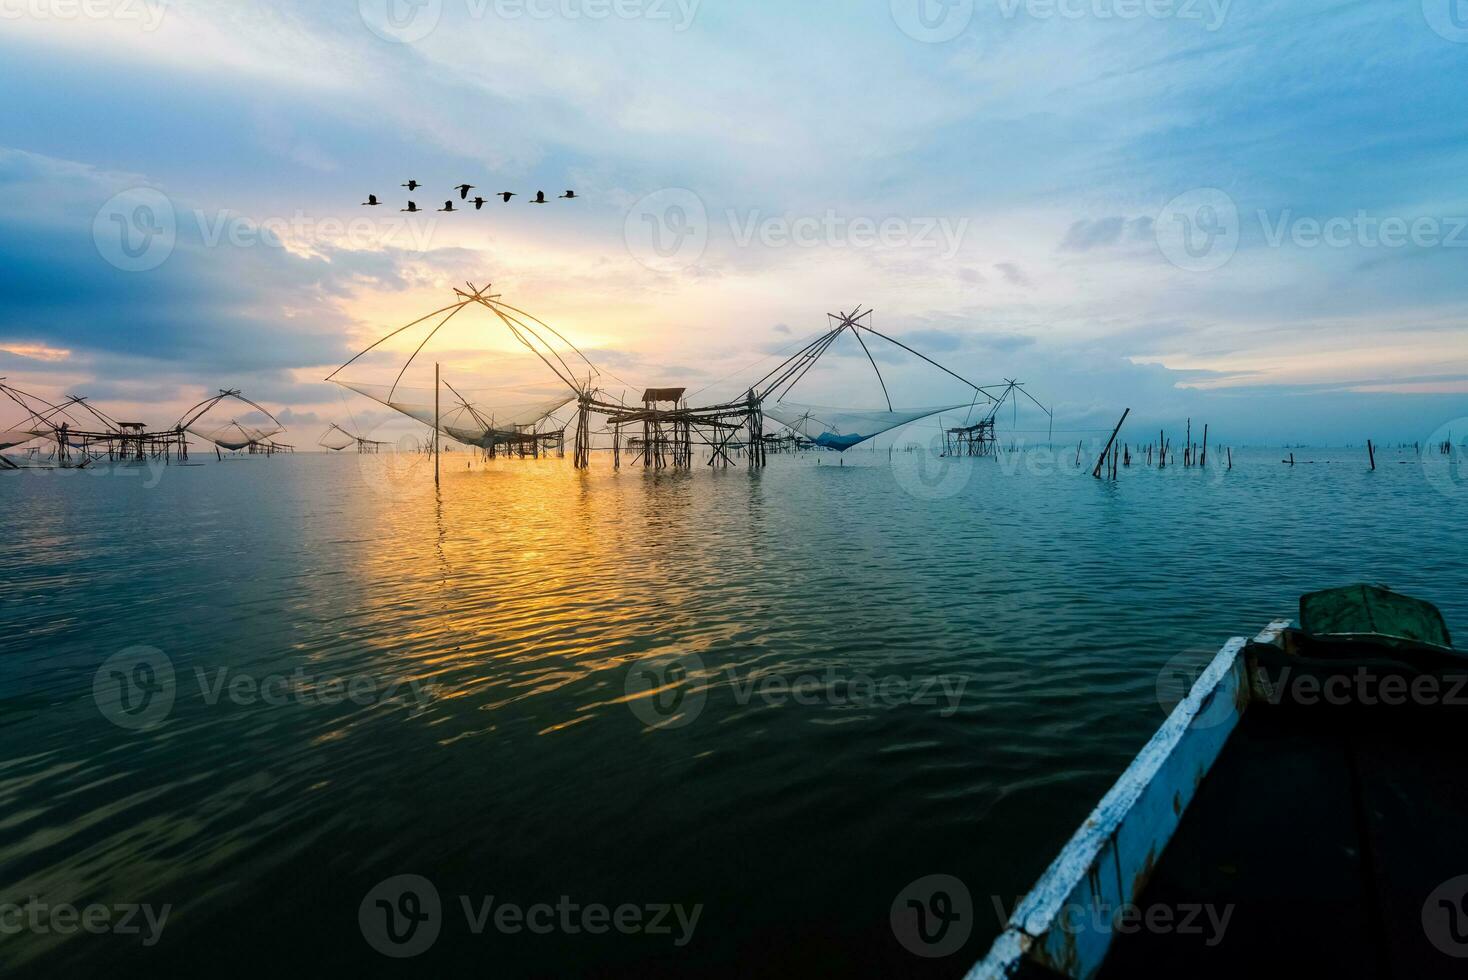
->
[1300, 584, 1453, 650]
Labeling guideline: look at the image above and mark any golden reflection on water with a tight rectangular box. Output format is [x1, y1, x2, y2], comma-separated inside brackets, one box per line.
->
[1, 448, 1464, 974]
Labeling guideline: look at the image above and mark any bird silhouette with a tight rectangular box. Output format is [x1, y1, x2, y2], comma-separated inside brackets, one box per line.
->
[531, 191, 548, 204]
[497, 192, 516, 203]
[438, 200, 457, 212]
[402, 180, 421, 191]
[362, 194, 381, 206]
[472, 196, 487, 210]
[455, 183, 474, 200]
[402, 201, 420, 212]
[560, 190, 577, 200]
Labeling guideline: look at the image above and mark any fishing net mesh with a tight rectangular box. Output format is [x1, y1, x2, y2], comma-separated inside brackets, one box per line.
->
[762, 401, 968, 451]
[336, 381, 573, 449]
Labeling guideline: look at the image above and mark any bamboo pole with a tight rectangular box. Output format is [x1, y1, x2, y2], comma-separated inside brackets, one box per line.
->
[1093, 408, 1130, 478]
[434, 362, 440, 485]
[1201, 424, 1208, 468]
[1367, 439, 1376, 471]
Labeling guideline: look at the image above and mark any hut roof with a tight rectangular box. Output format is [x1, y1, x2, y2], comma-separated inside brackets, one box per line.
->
[642, 387, 686, 403]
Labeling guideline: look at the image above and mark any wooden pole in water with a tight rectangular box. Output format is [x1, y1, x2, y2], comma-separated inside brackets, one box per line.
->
[1201, 424, 1208, 468]
[1367, 439, 1376, 471]
[1093, 408, 1130, 478]
[434, 362, 440, 485]
[1228, 446, 1233, 471]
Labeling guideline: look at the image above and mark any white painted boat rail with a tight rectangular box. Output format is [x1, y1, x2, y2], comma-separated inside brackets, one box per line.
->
[968, 620, 1291, 979]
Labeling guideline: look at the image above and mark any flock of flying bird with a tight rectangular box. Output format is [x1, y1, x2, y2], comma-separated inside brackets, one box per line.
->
[363, 180, 578, 213]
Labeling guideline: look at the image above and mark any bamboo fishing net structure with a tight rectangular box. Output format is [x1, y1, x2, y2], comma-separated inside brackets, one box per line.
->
[328, 283, 1048, 474]
[0, 382, 287, 467]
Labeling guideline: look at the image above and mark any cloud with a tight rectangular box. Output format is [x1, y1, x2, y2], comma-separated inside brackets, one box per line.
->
[1058, 216, 1155, 252]
[4, 1, 1468, 443]
[994, 263, 1031, 287]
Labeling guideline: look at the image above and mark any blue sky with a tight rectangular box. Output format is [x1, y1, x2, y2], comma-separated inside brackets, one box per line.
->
[1, 0, 1466, 445]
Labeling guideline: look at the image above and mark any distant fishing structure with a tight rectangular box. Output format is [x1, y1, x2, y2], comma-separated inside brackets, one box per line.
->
[327, 283, 1050, 477]
[179, 390, 289, 459]
[0, 381, 285, 467]
[319, 422, 391, 454]
[943, 379, 1052, 457]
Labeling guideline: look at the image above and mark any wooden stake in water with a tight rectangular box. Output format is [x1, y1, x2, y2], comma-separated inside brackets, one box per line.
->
[1367, 439, 1376, 471]
[1093, 408, 1130, 478]
[434, 362, 440, 486]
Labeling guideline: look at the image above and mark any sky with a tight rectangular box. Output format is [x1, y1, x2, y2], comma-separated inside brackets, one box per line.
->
[1, 0, 1467, 447]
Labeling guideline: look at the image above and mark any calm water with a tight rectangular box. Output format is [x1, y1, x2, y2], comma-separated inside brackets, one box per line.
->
[1, 445, 1463, 977]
